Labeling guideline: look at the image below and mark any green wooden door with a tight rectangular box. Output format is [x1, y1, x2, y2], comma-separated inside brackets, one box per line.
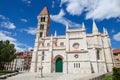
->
[55, 58, 63, 72]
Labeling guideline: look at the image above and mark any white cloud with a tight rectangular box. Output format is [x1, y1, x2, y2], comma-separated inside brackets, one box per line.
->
[0, 15, 7, 20]
[22, 27, 36, 35]
[117, 19, 120, 22]
[113, 32, 120, 41]
[28, 47, 33, 51]
[0, 30, 32, 52]
[22, 0, 31, 6]
[1, 30, 12, 35]
[0, 30, 16, 42]
[50, 9, 81, 28]
[0, 14, 16, 29]
[20, 18, 28, 22]
[111, 29, 115, 33]
[60, 0, 96, 16]
[52, 1, 55, 8]
[14, 42, 32, 52]
[60, 0, 68, 7]
[60, 0, 120, 20]
[86, 0, 120, 20]
[0, 21, 16, 29]
[66, 0, 87, 16]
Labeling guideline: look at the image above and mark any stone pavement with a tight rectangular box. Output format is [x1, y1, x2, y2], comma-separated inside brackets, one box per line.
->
[5, 72, 103, 80]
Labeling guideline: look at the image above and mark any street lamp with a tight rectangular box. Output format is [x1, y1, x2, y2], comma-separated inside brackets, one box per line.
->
[37, 52, 44, 78]
[38, 65, 43, 77]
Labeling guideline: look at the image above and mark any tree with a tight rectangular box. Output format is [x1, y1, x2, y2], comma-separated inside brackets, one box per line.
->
[0, 40, 16, 70]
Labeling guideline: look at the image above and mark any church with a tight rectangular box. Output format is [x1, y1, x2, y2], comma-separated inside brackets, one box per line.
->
[30, 7, 113, 74]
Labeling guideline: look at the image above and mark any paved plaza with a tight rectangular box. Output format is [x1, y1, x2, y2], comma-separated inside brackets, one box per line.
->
[5, 72, 104, 80]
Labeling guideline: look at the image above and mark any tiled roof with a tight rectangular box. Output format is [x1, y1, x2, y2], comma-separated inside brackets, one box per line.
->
[40, 6, 49, 15]
[113, 49, 120, 53]
[16, 50, 33, 58]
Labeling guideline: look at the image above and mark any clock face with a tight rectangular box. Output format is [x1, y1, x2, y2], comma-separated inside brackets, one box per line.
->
[73, 43, 79, 49]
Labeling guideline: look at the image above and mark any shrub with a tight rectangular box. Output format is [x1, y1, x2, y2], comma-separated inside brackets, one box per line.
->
[0, 70, 14, 76]
[0, 70, 14, 73]
[101, 75, 112, 80]
[113, 67, 120, 80]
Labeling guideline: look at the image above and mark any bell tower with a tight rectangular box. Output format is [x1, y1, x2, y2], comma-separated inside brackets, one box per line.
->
[30, 7, 50, 72]
[37, 6, 50, 37]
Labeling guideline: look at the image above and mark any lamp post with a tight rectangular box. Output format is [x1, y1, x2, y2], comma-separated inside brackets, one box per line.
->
[36, 37, 45, 78]
[38, 53, 44, 78]
[39, 65, 43, 77]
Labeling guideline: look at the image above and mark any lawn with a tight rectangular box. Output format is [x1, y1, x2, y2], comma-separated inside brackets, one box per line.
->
[101, 75, 112, 80]
[0, 70, 14, 76]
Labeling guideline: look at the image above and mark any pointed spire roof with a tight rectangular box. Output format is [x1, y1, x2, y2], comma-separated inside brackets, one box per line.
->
[82, 22, 85, 29]
[66, 23, 69, 31]
[103, 27, 108, 35]
[106, 29, 108, 35]
[54, 31, 57, 36]
[92, 21, 99, 34]
[40, 6, 49, 15]
[103, 27, 106, 33]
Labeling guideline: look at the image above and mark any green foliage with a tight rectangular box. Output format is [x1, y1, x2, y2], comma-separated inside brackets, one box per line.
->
[0, 70, 14, 73]
[113, 67, 120, 80]
[0, 70, 14, 75]
[0, 40, 16, 70]
[101, 75, 112, 80]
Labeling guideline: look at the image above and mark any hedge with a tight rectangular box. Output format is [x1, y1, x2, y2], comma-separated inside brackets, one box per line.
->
[113, 67, 120, 80]
[0, 70, 14, 73]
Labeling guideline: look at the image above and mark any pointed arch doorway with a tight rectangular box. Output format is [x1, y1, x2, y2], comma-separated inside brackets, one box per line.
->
[55, 57, 63, 72]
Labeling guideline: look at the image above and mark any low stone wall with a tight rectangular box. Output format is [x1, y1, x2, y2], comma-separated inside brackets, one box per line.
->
[89, 72, 112, 80]
[0, 72, 18, 79]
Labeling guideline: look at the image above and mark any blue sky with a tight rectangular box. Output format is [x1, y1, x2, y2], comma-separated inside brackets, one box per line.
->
[0, 0, 120, 51]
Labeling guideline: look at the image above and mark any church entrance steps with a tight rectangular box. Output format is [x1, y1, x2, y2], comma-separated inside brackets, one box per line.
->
[6, 72, 107, 80]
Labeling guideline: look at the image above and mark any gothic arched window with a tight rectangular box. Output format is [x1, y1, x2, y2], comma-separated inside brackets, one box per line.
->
[41, 17, 45, 22]
[96, 50, 100, 60]
[60, 42, 64, 46]
[40, 24, 44, 30]
[47, 43, 50, 47]
[40, 32, 43, 37]
[42, 51, 44, 60]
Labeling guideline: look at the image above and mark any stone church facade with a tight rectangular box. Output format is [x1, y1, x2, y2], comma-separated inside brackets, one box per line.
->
[30, 7, 113, 74]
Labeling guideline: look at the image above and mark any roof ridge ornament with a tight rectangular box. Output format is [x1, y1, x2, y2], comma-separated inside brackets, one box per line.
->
[82, 22, 85, 29]
[103, 27, 108, 35]
[54, 30, 57, 37]
[92, 20, 99, 34]
[66, 23, 69, 31]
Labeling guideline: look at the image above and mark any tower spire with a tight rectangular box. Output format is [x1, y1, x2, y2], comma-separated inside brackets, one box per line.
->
[105, 28, 108, 35]
[82, 22, 85, 29]
[37, 6, 50, 37]
[40, 6, 49, 15]
[54, 30, 57, 36]
[103, 27, 106, 33]
[103, 27, 108, 35]
[92, 21, 99, 34]
[66, 23, 69, 31]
